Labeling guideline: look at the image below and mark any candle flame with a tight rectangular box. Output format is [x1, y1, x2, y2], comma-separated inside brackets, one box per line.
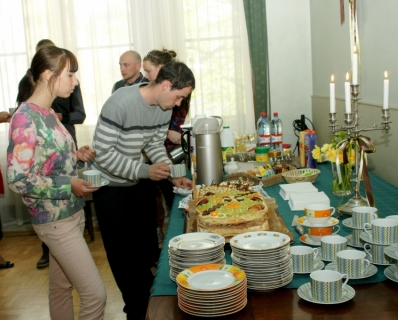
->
[331, 75, 334, 82]
[346, 72, 349, 81]
[384, 71, 388, 79]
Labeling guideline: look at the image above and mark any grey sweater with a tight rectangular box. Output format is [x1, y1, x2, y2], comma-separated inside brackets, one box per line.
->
[90, 83, 172, 186]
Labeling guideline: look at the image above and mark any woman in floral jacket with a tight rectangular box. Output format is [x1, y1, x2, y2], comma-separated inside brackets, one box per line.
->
[7, 46, 106, 320]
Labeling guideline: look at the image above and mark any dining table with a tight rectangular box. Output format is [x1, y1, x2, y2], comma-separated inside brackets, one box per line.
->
[146, 162, 398, 319]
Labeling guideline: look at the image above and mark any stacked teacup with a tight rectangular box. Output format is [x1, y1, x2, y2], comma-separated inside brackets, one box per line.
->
[298, 204, 340, 245]
[359, 211, 398, 265]
[342, 206, 378, 247]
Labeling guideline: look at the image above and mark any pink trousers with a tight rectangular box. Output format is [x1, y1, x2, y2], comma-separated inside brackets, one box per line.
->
[33, 210, 106, 320]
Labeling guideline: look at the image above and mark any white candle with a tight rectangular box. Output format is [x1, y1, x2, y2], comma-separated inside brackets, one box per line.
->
[383, 71, 389, 109]
[345, 72, 351, 113]
[352, 46, 358, 85]
[330, 75, 335, 113]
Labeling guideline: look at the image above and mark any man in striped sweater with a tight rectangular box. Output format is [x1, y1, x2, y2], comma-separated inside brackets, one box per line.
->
[89, 61, 195, 320]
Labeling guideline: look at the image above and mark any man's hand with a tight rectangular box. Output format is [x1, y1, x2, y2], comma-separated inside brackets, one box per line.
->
[56, 113, 63, 121]
[77, 145, 96, 162]
[171, 177, 192, 189]
[167, 130, 182, 145]
[0, 111, 12, 123]
[149, 162, 172, 181]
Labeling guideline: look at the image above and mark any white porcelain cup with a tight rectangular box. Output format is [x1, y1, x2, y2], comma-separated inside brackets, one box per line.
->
[310, 270, 349, 302]
[83, 170, 102, 187]
[321, 235, 347, 261]
[307, 225, 340, 243]
[291, 246, 319, 273]
[363, 218, 398, 245]
[336, 250, 370, 278]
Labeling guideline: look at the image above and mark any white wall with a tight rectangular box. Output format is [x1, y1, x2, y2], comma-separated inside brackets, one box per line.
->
[266, 0, 313, 153]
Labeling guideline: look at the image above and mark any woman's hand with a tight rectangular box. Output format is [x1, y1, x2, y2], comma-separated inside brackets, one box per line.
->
[171, 177, 192, 189]
[0, 111, 12, 123]
[167, 130, 181, 145]
[77, 145, 96, 162]
[149, 162, 171, 181]
[70, 178, 99, 197]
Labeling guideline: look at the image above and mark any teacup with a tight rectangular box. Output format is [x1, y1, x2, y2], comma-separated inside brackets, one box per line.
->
[310, 270, 349, 302]
[321, 235, 347, 261]
[170, 164, 187, 178]
[83, 170, 102, 187]
[363, 218, 398, 245]
[364, 243, 398, 265]
[385, 215, 398, 221]
[305, 204, 336, 218]
[307, 225, 340, 243]
[336, 249, 370, 278]
[291, 246, 320, 273]
[351, 229, 363, 247]
[351, 206, 378, 228]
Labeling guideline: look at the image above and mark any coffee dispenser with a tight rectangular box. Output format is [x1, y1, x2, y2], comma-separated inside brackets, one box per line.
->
[192, 116, 223, 185]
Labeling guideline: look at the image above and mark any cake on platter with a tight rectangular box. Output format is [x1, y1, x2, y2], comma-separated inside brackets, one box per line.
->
[195, 183, 269, 241]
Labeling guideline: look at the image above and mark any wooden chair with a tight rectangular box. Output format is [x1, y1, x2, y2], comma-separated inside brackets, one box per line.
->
[84, 194, 95, 241]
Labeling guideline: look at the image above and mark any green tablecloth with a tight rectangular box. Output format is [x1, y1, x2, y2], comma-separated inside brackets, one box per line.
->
[151, 162, 398, 296]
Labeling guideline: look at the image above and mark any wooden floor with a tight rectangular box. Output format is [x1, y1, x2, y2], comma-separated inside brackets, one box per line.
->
[0, 231, 127, 320]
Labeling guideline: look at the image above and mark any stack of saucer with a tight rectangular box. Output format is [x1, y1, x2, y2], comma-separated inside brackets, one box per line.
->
[230, 231, 293, 291]
[176, 263, 247, 317]
[168, 232, 226, 281]
[342, 218, 365, 248]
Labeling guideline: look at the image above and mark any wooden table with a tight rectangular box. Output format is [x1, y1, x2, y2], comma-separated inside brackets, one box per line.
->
[146, 281, 398, 319]
[146, 164, 398, 319]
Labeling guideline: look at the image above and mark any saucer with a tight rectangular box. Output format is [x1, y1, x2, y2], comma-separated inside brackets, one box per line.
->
[384, 265, 398, 283]
[342, 218, 363, 230]
[299, 234, 321, 246]
[324, 261, 378, 279]
[297, 216, 339, 227]
[344, 234, 364, 248]
[294, 259, 325, 274]
[359, 231, 394, 245]
[384, 243, 398, 260]
[297, 282, 355, 305]
[85, 178, 109, 188]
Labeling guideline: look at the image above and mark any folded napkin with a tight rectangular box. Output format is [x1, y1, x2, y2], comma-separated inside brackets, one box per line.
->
[288, 191, 330, 211]
[279, 182, 318, 200]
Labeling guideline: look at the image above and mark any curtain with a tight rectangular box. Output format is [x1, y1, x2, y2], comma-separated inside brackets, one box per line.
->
[243, 0, 269, 123]
[0, 0, 255, 229]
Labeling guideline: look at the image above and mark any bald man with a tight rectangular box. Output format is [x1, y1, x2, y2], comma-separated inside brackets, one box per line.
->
[112, 50, 148, 93]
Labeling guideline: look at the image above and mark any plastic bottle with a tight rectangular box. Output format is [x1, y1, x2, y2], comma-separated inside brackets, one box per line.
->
[220, 126, 235, 163]
[257, 112, 271, 147]
[257, 110, 266, 128]
[271, 112, 283, 151]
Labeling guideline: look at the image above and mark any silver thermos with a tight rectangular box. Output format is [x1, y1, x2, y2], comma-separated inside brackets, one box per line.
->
[192, 116, 223, 185]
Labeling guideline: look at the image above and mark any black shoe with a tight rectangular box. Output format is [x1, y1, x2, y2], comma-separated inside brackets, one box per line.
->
[36, 252, 49, 268]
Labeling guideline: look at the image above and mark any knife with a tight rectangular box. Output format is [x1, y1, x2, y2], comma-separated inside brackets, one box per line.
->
[291, 215, 304, 236]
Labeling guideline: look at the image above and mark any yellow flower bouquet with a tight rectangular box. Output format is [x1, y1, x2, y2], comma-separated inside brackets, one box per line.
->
[311, 132, 354, 196]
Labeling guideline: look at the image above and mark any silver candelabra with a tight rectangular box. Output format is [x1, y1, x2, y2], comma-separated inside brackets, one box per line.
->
[328, 84, 392, 215]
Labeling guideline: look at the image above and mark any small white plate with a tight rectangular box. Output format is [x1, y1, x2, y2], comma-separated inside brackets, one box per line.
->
[299, 234, 321, 246]
[230, 231, 291, 251]
[344, 234, 364, 248]
[297, 282, 355, 305]
[169, 232, 225, 251]
[384, 243, 398, 260]
[293, 259, 324, 274]
[359, 231, 395, 245]
[297, 216, 339, 227]
[325, 261, 378, 279]
[384, 265, 398, 283]
[342, 218, 364, 230]
[173, 187, 193, 195]
[85, 178, 109, 188]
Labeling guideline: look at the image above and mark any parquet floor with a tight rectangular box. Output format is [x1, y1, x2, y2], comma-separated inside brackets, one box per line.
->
[0, 231, 126, 320]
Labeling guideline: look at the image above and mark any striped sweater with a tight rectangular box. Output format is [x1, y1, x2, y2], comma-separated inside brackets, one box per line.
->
[90, 83, 173, 186]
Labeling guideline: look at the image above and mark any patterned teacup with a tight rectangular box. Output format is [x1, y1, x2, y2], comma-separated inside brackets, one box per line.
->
[83, 170, 102, 187]
[321, 235, 347, 261]
[308, 225, 340, 243]
[363, 218, 398, 245]
[291, 246, 320, 273]
[351, 206, 378, 228]
[336, 249, 370, 278]
[364, 243, 398, 265]
[310, 270, 349, 302]
[351, 229, 363, 247]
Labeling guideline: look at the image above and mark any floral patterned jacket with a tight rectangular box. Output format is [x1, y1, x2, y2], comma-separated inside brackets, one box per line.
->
[7, 102, 84, 224]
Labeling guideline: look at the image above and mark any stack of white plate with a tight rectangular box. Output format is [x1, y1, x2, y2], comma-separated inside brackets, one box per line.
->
[168, 232, 226, 281]
[230, 231, 293, 291]
[176, 263, 247, 317]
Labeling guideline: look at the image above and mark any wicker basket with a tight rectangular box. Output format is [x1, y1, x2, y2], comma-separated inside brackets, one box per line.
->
[226, 165, 297, 187]
[282, 168, 320, 184]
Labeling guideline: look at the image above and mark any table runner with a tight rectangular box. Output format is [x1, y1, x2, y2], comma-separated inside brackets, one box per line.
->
[151, 162, 398, 296]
